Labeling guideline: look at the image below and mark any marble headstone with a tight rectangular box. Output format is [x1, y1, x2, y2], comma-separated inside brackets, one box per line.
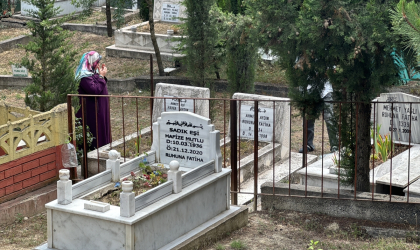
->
[153, 0, 186, 22]
[230, 93, 290, 145]
[151, 112, 221, 169]
[373, 92, 420, 144]
[152, 83, 210, 123]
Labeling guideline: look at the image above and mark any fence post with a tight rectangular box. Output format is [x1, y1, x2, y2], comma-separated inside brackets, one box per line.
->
[67, 96, 77, 180]
[120, 181, 135, 217]
[230, 99, 238, 205]
[57, 169, 72, 205]
[108, 150, 121, 182]
[253, 100, 259, 211]
[168, 160, 182, 194]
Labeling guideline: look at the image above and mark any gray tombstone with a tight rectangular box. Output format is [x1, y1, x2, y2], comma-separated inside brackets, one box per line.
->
[151, 112, 222, 170]
[373, 92, 420, 144]
[152, 83, 210, 123]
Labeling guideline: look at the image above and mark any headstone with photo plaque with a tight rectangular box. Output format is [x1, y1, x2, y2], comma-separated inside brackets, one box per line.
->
[374, 92, 420, 144]
[152, 83, 210, 123]
[151, 111, 221, 171]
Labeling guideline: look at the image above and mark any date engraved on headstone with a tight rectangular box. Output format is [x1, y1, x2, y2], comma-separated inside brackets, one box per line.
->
[239, 105, 274, 142]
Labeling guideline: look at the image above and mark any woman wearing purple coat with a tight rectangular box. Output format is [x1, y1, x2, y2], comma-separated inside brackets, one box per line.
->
[75, 51, 110, 149]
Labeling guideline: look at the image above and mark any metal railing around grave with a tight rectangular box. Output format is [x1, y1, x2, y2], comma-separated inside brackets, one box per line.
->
[66, 92, 420, 210]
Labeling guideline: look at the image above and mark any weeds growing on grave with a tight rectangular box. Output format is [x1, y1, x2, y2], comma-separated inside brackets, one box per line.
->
[307, 240, 322, 250]
[15, 213, 24, 223]
[230, 240, 247, 249]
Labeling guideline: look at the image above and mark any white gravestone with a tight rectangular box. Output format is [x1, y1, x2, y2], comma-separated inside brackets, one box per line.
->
[11, 65, 28, 77]
[239, 104, 274, 142]
[374, 92, 420, 144]
[152, 112, 222, 170]
[152, 83, 210, 123]
[161, 3, 180, 22]
[153, 0, 186, 22]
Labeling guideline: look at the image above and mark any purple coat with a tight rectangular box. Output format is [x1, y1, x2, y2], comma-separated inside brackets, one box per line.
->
[76, 74, 111, 149]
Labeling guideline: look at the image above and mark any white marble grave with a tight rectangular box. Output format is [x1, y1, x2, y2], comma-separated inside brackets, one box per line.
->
[373, 92, 420, 144]
[152, 83, 210, 122]
[152, 111, 222, 170]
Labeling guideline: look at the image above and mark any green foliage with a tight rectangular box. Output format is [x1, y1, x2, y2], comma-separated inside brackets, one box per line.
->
[371, 125, 394, 162]
[15, 213, 24, 223]
[20, 0, 79, 112]
[215, 244, 226, 250]
[230, 240, 247, 249]
[391, 0, 420, 62]
[111, 0, 126, 29]
[75, 118, 94, 165]
[247, 0, 403, 191]
[71, 0, 96, 17]
[214, 7, 257, 94]
[307, 240, 322, 250]
[138, 0, 150, 21]
[176, 0, 219, 88]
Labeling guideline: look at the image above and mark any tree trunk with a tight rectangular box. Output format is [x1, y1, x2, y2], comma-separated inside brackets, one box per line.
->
[146, 0, 164, 76]
[106, 0, 112, 37]
[355, 102, 371, 192]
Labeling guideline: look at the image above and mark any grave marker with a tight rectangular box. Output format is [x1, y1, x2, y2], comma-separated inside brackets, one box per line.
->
[11, 65, 28, 77]
[230, 93, 291, 159]
[152, 112, 221, 170]
[152, 83, 210, 123]
[153, 0, 186, 22]
[374, 92, 420, 144]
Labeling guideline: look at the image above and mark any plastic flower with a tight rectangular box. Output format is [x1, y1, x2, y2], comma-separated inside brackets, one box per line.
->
[114, 182, 121, 188]
[130, 171, 136, 177]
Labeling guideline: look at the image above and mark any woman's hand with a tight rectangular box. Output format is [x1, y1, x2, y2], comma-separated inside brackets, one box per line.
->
[98, 63, 107, 77]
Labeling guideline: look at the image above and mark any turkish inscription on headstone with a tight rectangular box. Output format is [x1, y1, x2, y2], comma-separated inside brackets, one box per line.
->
[375, 92, 420, 144]
[11, 65, 28, 77]
[161, 3, 180, 22]
[152, 112, 221, 168]
[162, 95, 194, 112]
[239, 105, 274, 142]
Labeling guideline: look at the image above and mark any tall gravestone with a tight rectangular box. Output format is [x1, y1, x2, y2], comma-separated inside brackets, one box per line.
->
[374, 92, 420, 144]
[153, 0, 186, 22]
[151, 112, 221, 171]
[152, 83, 210, 123]
[230, 93, 291, 159]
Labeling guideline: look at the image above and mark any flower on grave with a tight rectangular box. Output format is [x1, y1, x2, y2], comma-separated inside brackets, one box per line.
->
[123, 177, 128, 181]
[150, 173, 156, 179]
[114, 182, 121, 188]
[162, 173, 168, 179]
[144, 182, 151, 187]
[131, 171, 136, 177]
[144, 174, 150, 180]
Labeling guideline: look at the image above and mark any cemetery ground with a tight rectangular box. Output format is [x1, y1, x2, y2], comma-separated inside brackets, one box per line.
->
[1, 206, 420, 250]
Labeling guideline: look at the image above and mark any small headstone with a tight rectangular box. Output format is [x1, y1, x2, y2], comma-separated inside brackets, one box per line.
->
[374, 92, 420, 144]
[11, 65, 28, 77]
[84, 200, 110, 213]
[153, 0, 186, 22]
[231, 93, 290, 145]
[152, 83, 210, 123]
[152, 112, 221, 169]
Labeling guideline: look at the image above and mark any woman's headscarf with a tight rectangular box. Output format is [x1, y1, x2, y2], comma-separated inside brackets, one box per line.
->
[75, 51, 102, 81]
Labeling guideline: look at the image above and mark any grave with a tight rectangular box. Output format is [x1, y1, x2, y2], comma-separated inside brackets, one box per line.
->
[373, 92, 420, 144]
[151, 111, 222, 171]
[106, 0, 185, 60]
[152, 83, 210, 123]
[37, 112, 246, 250]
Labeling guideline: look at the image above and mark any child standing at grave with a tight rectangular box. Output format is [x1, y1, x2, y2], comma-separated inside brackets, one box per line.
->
[75, 51, 111, 149]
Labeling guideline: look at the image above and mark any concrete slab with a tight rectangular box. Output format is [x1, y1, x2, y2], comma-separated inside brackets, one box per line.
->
[237, 152, 317, 205]
[106, 44, 183, 61]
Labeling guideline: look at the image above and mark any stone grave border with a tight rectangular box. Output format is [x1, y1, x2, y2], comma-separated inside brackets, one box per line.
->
[39, 149, 245, 250]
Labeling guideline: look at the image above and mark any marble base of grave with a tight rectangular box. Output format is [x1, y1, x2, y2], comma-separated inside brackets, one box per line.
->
[296, 145, 420, 195]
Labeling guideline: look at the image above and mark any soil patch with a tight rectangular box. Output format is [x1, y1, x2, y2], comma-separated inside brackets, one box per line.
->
[0, 27, 30, 42]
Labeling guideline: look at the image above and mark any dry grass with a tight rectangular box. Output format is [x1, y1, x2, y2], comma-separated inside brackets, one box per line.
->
[0, 27, 30, 42]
